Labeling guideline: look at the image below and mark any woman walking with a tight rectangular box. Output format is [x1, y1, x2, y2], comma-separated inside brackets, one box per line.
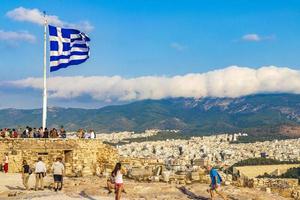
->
[111, 163, 126, 200]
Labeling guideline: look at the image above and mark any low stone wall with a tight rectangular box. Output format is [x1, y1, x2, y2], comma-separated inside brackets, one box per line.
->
[0, 139, 118, 176]
[249, 178, 299, 188]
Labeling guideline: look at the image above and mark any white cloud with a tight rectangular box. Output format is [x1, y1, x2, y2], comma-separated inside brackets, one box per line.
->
[6, 66, 300, 102]
[6, 7, 93, 32]
[170, 42, 186, 51]
[241, 34, 275, 42]
[242, 34, 261, 41]
[0, 30, 36, 43]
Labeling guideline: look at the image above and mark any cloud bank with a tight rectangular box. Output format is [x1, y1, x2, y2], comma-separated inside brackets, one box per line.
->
[6, 66, 300, 102]
[0, 30, 36, 43]
[6, 7, 93, 32]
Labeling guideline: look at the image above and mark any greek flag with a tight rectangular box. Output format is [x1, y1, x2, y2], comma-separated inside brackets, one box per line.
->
[48, 25, 90, 72]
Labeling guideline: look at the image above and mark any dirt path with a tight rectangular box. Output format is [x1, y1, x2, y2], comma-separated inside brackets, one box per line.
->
[0, 173, 292, 200]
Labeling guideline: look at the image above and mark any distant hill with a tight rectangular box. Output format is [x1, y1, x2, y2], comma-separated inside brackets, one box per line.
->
[0, 94, 300, 137]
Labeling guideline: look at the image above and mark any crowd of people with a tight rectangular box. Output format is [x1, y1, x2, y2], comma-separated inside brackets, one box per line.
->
[0, 126, 66, 138]
[2, 154, 65, 192]
[21, 157, 65, 191]
[76, 128, 96, 139]
[0, 126, 96, 139]
[2, 154, 126, 199]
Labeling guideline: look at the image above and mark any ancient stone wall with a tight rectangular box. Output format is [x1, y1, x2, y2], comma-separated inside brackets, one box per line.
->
[0, 139, 118, 176]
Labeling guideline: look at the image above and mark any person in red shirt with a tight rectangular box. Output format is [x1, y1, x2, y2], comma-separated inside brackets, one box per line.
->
[3, 153, 9, 173]
[12, 129, 18, 138]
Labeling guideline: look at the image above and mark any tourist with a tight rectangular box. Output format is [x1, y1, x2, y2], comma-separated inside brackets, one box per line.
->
[33, 128, 40, 138]
[53, 128, 59, 138]
[106, 175, 115, 194]
[5, 128, 10, 138]
[22, 160, 31, 190]
[29, 127, 34, 138]
[206, 165, 227, 200]
[34, 157, 47, 190]
[90, 130, 95, 139]
[60, 126, 66, 138]
[12, 129, 19, 138]
[3, 153, 9, 173]
[21, 127, 29, 138]
[4, 128, 10, 138]
[111, 162, 126, 200]
[43, 128, 49, 138]
[84, 130, 91, 139]
[50, 128, 58, 138]
[38, 127, 44, 138]
[51, 157, 65, 192]
[77, 129, 84, 138]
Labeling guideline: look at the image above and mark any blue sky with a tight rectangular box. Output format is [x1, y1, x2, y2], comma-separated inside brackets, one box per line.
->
[1, 0, 300, 108]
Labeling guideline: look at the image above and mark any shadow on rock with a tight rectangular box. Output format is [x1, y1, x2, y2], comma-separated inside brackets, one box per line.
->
[79, 191, 97, 200]
[177, 186, 209, 200]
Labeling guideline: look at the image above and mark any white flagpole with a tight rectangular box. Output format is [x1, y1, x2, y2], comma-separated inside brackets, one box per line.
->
[42, 11, 47, 131]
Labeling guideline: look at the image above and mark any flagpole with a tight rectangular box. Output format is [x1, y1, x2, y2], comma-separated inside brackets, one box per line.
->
[42, 11, 47, 131]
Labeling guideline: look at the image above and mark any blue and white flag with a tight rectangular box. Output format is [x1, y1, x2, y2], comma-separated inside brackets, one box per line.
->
[48, 25, 90, 72]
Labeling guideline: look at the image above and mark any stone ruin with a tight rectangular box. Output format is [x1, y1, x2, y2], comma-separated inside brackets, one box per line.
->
[0, 138, 118, 176]
[108, 157, 232, 185]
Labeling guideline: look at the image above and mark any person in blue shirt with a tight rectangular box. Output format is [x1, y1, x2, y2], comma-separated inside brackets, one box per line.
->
[206, 165, 227, 200]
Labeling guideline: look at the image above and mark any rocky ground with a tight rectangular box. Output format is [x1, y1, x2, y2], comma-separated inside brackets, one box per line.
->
[0, 173, 292, 200]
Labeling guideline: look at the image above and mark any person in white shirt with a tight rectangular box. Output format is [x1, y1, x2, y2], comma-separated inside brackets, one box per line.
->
[84, 131, 91, 139]
[51, 157, 65, 192]
[90, 130, 95, 139]
[111, 162, 127, 200]
[35, 157, 47, 190]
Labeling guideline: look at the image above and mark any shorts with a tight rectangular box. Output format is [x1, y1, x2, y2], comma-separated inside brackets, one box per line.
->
[210, 184, 221, 190]
[53, 174, 63, 182]
[115, 183, 123, 190]
[36, 172, 45, 178]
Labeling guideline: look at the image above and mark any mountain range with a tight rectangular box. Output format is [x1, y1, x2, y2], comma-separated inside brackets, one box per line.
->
[1, 93, 300, 137]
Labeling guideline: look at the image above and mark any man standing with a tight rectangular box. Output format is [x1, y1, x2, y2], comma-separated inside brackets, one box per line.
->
[51, 157, 65, 192]
[35, 157, 47, 190]
[22, 160, 31, 190]
[206, 165, 227, 200]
